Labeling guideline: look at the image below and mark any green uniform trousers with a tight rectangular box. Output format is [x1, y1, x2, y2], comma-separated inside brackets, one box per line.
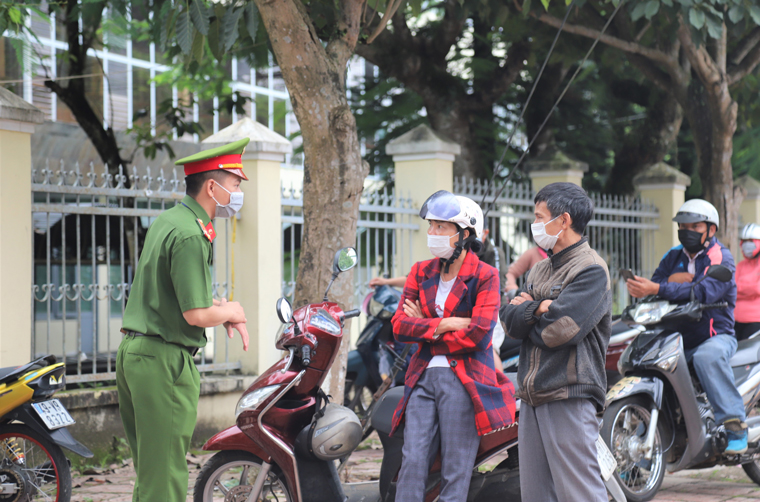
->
[116, 334, 201, 502]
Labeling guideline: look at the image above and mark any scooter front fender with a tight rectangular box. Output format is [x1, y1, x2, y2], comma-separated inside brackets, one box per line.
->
[202, 425, 272, 463]
[605, 376, 664, 409]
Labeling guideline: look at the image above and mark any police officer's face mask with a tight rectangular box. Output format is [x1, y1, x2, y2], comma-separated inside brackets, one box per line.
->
[213, 183, 244, 218]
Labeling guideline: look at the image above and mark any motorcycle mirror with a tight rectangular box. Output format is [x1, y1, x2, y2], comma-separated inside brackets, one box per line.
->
[276, 297, 293, 324]
[323, 247, 358, 302]
[333, 247, 358, 274]
[690, 264, 733, 301]
[705, 264, 732, 283]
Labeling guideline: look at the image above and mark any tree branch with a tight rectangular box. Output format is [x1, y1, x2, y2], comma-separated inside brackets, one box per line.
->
[676, 17, 722, 88]
[474, 40, 530, 104]
[533, 11, 679, 72]
[729, 42, 760, 85]
[428, 0, 466, 61]
[730, 27, 760, 65]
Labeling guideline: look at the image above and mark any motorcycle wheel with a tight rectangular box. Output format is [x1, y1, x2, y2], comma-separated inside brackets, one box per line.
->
[0, 423, 72, 501]
[345, 378, 374, 416]
[601, 396, 666, 502]
[194, 450, 291, 502]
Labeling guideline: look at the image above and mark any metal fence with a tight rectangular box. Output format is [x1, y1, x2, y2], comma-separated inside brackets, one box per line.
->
[281, 183, 419, 332]
[454, 177, 660, 312]
[31, 162, 240, 383]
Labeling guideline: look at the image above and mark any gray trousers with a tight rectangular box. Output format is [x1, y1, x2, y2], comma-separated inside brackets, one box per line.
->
[519, 398, 607, 502]
[396, 368, 480, 502]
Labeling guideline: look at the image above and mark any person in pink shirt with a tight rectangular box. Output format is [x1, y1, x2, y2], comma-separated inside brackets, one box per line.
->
[736, 223, 760, 341]
[504, 246, 549, 299]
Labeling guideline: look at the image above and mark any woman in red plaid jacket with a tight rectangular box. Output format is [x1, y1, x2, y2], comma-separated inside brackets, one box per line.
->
[390, 190, 516, 502]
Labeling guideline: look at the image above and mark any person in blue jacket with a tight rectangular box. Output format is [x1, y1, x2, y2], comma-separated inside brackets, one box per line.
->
[626, 199, 746, 454]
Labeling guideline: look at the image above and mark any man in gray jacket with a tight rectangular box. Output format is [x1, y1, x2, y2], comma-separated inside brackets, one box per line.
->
[501, 182, 611, 502]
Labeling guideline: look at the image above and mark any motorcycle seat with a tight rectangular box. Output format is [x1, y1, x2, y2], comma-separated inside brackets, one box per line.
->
[371, 386, 405, 438]
[731, 336, 760, 367]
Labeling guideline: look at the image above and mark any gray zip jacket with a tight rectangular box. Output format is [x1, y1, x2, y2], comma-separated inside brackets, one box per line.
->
[500, 238, 611, 411]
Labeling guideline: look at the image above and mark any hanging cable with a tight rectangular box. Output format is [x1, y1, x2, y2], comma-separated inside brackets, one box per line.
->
[480, 0, 576, 210]
[481, 0, 626, 218]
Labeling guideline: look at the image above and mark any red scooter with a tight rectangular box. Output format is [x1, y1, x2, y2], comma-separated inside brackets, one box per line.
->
[193, 247, 620, 502]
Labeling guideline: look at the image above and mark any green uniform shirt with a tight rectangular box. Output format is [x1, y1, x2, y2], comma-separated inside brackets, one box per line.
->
[122, 195, 214, 348]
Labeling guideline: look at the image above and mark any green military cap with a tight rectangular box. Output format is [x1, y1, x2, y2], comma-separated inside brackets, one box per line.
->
[175, 138, 251, 180]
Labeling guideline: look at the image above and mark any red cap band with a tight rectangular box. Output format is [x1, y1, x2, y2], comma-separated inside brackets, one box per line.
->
[183, 154, 247, 180]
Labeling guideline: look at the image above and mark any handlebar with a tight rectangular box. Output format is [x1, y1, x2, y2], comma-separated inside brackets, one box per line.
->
[301, 345, 311, 366]
[701, 302, 729, 310]
[344, 309, 361, 319]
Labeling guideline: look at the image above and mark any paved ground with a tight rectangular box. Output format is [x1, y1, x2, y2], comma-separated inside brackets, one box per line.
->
[69, 434, 760, 501]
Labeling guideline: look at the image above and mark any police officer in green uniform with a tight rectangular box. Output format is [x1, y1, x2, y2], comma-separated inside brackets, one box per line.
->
[117, 138, 251, 502]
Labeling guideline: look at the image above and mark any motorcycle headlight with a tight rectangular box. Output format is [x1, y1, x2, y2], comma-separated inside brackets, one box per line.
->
[369, 298, 385, 318]
[631, 301, 677, 325]
[654, 336, 681, 372]
[235, 384, 280, 418]
[309, 309, 341, 335]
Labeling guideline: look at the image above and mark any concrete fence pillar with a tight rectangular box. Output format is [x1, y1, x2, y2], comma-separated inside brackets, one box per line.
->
[737, 175, 760, 228]
[387, 125, 460, 266]
[0, 88, 44, 366]
[203, 118, 292, 375]
[633, 162, 691, 264]
[525, 146, 588, 192]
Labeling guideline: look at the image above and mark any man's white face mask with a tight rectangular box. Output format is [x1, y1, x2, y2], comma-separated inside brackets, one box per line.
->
[213, 183, 244, 218]
[531, 215, 562, 251]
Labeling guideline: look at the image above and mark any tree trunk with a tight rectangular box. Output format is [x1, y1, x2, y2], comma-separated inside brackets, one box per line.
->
[254, 0, 367, 401]
[677, 23, 742, 253]
[44, 0, 128, 182]
[605, 90, 683, 194]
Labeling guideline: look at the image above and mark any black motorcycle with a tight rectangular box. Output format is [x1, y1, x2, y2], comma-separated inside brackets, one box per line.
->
[603, 264, 760, 501]
[345, 285, 408, 415]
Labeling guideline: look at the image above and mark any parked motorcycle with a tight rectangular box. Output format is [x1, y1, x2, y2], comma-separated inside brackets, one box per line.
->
[345, 285, 404, 415]
[195, 247, 623, 502]
[0, 355, 93, 501]
[603, 264, 760, 501]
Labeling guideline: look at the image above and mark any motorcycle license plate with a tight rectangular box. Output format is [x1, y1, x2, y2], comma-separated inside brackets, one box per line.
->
[32, 399, 75, 430]
[596, 435, 617, 481]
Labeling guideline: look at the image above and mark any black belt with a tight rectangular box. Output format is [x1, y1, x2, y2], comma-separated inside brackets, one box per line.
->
[121, 329, 199, 356]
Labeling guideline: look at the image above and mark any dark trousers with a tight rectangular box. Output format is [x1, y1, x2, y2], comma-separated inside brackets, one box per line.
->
[396, 368, 480, 502]
[735, 322, 760, 341]
[518, 398, 607, 502]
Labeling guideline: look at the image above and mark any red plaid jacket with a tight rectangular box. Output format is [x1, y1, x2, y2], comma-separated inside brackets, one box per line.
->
[390, 251, 517, 436]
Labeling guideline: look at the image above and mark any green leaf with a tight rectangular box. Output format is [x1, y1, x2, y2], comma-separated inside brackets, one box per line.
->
[705, 14, 723, 39]
[661, 0, 672, 6]
[727, 5, 743, 24]
[244, 2, 258, 41]
[611, 0, 621, 7]
[631, 1, 648, 21]
[541, 0, 550, 10]
[190, 0, 209, 36]
[689, 9, 705, 29]
[8, 7, 21, 24]
[522, 0, 532, 16]
[565, 0, 572, 5]
[175, 5, 192, 55]
[222, 6, 244, 52]
[191, 30, 204, 64]
[207, 4, 226, 61]
[644, 0, 660, 19]
[750, 6, 760, 25]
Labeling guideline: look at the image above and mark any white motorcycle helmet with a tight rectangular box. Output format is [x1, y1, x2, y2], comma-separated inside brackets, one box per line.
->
[672, 199, 720, 229]
[741, 223, 760, 241]
[420, 190, 484, 237]
[420, 191, 484, 271]
[301, 403, 362, 461]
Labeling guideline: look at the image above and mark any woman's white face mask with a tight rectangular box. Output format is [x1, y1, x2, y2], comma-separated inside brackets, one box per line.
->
[428, 232, 459, 260]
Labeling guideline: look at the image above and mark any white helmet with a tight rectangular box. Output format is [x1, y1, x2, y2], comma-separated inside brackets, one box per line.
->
[741, 223, 760, 241]
[673, 199, 720, 229]
[420, 191, 484, 238]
